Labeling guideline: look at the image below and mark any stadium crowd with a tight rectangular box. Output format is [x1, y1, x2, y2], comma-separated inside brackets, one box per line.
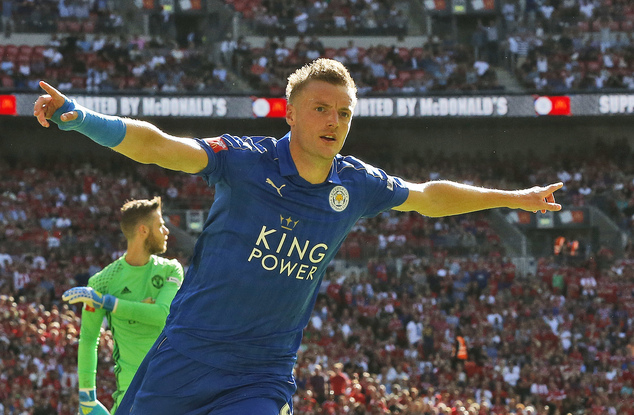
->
[0, 0, 122, 36]
[2, 137, 634, 413]
[495, 0, 634, 91]
[4, 0, 634, 94]
[0, 31, 502, 95]
[241, 0, 409, 36]
[3, 1, 634, 412]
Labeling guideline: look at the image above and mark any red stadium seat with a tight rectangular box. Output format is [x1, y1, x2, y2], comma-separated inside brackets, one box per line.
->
[578, 21, 590, 32]
[1, 75, 14, 88]
[66, 21, 82, 33]
[375, 77, 389, 91]
[17, 54, 30, 65]
[126, 76, 140, 88]
[389, 78, 404, 89]
[71, 76, 87, 89]
[4, 44, 18, 58]
[324, 48, 337, 59]
[18, 45, 32, 57]
[398, 70, 412, 82]
[32, 45, 46, 58]
[357, 47, 366, 61]
[45, 67, 59, 79]
[83, 20, 95, 33]
[412, 69, 426, 80]
[233, 0, 247, 12]
[250, 64, 266, 75]
[397, 47, 410, 61]
[82, 52, 98, 66]
[586, 61, 600, 72]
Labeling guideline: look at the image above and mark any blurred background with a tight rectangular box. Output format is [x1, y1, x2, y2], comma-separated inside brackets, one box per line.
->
[1, 0, 634, 414]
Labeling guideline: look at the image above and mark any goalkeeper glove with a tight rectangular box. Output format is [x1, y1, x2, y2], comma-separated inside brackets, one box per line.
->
[78, 388, 110, 415]
[63, 287, 118, 312]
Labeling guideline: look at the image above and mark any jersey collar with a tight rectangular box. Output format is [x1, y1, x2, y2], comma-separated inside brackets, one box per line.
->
[278, 132, 342, 184]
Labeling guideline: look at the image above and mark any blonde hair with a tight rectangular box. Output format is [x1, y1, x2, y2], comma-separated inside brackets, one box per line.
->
[286, 58, 357, 107]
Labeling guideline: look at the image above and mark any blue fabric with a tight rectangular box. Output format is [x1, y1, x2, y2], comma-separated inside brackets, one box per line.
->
[163, 133, 410, 375]
[50, 98, 126, 147]
[117, 334, 295, 415]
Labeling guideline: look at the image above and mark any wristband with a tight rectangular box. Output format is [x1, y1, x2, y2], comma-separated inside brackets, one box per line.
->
[79, 388, 98, 403]
[50, 98, 127, 148]
[103, 294, 118, 313]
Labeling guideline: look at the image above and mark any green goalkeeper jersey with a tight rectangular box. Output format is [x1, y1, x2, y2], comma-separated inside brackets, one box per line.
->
[78, 254, 184, 408]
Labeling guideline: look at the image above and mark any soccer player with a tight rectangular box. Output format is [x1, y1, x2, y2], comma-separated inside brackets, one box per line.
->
[34, 58, 561, 415]
[62, 197, 184, 414]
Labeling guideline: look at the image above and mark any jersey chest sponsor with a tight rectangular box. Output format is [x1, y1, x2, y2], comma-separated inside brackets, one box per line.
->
[247, 221, 329, 282]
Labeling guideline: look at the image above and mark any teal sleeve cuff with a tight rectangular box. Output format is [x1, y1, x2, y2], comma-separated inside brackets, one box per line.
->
[79, 388, 97, 402]
[50, 98, 126, 148]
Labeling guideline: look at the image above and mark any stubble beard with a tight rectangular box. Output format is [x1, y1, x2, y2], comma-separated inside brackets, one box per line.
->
[145, 230, 167, 256]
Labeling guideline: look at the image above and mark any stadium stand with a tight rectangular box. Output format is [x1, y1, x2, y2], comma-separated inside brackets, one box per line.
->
[5, 1, 634, 413]
[3, 0, 634, 94]
[2, 138, 634, 413]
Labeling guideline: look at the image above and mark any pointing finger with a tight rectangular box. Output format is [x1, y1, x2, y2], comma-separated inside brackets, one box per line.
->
[39, 80, 58, 96]
[38, 80, 67, 106]
[547, 182, 564, 193]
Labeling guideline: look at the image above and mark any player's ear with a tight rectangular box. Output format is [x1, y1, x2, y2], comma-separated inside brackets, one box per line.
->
[286, 103, 295, 126]
[137, 223, 150, 239]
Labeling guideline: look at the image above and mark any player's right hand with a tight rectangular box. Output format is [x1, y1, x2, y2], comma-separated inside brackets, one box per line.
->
[78, 388, 111, 415]
[63, 287, 118, 312]
[33, 81, 79, 128]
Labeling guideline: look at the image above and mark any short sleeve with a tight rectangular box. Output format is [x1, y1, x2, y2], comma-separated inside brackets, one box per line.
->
[360, 166, 409, 218]
[194, 136, 231, 186]
[195, 134, 268, 186]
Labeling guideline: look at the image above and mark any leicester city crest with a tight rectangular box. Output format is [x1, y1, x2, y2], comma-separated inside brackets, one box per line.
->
[329, 186, 349, 212]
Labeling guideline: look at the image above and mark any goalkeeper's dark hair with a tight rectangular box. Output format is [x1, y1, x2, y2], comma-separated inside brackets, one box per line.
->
[120, 197, 162, 240]
[286, 58, 357, 108]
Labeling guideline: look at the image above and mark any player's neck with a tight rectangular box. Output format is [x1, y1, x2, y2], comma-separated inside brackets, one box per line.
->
[290, 149, 331, 184]
[296, 162, 330, 184]
[124, 244, 151, 267]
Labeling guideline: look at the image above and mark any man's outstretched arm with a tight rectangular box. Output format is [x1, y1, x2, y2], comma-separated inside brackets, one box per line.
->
[33, 81, 208, 174]
[394, 180, 563, 217]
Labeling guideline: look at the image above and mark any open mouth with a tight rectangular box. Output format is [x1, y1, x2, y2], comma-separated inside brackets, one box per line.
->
[320, 135, 336, 142]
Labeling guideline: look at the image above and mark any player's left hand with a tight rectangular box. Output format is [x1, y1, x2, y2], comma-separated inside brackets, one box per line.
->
[63, 287, 118, 312]
[515, 182, 563, 214]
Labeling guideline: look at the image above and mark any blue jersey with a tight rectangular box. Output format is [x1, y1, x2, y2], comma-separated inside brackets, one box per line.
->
[164, 133, 409, 375]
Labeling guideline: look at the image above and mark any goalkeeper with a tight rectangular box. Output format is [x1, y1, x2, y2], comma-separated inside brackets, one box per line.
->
[63, 197, 184, 414]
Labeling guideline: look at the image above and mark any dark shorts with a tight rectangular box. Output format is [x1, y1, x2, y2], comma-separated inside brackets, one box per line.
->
[117, 334, 296, 415]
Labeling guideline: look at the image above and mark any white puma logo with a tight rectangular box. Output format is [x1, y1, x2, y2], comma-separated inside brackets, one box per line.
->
[266, 178, 286, 197]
